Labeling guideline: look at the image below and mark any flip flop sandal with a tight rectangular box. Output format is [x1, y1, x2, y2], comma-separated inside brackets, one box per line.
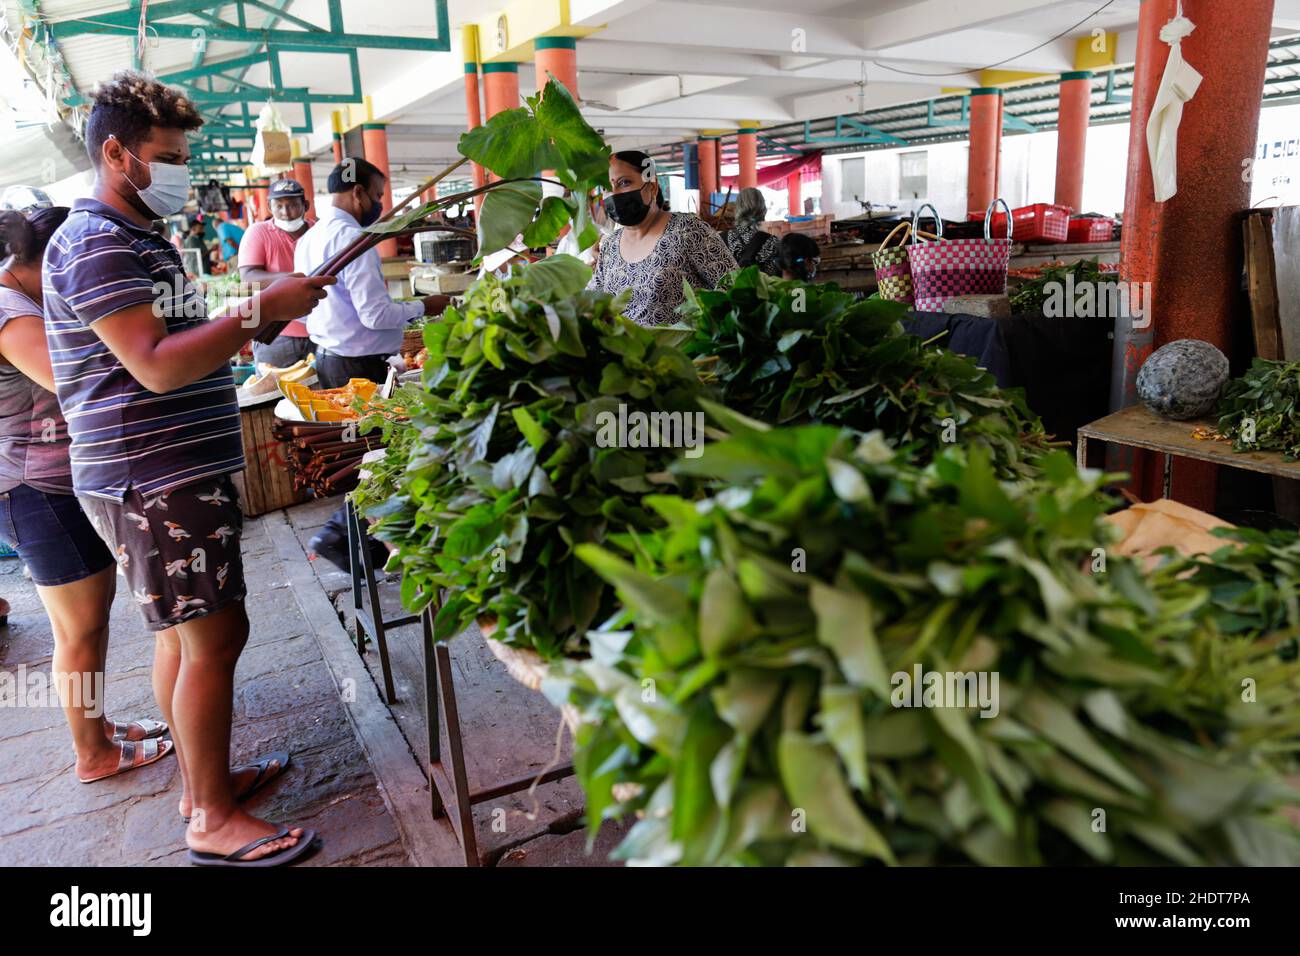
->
[78, 737, 175, 784]
[107, 717, 169, 742]
[181, 751, 291, 823]
[187, 827, 320, 868]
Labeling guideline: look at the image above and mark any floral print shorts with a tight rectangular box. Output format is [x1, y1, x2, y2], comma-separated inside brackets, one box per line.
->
[78, 475, 246, 632]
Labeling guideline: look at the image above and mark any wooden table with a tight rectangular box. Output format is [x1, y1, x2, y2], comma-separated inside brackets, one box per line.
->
[233, 389, 308, 517]
[1076, 404, 1300, 497]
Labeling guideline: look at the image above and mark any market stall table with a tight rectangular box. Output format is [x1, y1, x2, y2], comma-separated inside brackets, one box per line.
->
[1075, 404, 1300, 497]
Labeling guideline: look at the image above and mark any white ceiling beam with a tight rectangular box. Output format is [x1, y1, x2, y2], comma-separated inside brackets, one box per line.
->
[874, 30, 1075, 76]
[594, 1, 868, 58]
[786, 81, 947, 123]
[863, 0, 1068, 50]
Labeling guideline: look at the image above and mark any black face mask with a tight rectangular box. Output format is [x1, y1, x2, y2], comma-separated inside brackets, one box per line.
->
[358, 193, 383, 227]
[603, 187, 651, 227]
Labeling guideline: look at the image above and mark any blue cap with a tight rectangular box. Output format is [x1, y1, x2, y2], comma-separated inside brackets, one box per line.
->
[268, 178, 305, 199]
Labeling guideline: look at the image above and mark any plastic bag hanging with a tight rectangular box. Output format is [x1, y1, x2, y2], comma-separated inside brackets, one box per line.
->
[1146, 2, 1202, 203]
[250, 102, 293, 172]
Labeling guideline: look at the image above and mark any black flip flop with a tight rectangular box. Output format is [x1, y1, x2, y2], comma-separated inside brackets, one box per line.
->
[187, 827, 320, 868]
[181, 751, 291, 823]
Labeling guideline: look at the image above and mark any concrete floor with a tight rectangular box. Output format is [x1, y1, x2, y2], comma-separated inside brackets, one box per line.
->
[0, 492, 628, 867]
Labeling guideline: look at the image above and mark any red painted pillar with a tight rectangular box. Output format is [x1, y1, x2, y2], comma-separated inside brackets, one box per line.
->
[698, 137, 719, 215]
[291, 157, 315, 218]
[332, 132, 343, 165]
[535, 36, 578, 98]
[252, 179, 269, 223]
[362, 123, 398, 258]
[483, 62, 520, 187]
[1109, 0, 1275, 508]
[737, 126, 758, 190]
[1055, 71, 1092, 211]
[967, 88, 1002, 217]
[787, 171, 802, 217]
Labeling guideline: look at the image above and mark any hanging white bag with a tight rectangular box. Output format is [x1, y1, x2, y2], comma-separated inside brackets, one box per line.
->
[1146, 2, 1202, 203]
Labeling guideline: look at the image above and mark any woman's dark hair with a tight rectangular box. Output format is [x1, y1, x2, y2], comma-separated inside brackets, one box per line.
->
[85, 70, 203, 166]
[0, 206, 70, 265]
[779, 232, 820, 280]
[611, 150, 670, 210]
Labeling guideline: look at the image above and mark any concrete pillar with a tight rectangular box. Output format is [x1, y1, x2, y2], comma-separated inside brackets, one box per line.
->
[737, 124, 758, 190]
[482, 62, 520, 185]
[332, 133, 343, 165]
[698, 136, 719, 215]
[1055, 71, 1092, 211]
[291, 157, 315, 218]
[1109, 0, 1275, 508]
[463, 25, 486, 203]
[251, 179, 269, 223]
[534, 36, 578, 98]
[362, 123, 397, 258]
[967, 88, 1003, 218]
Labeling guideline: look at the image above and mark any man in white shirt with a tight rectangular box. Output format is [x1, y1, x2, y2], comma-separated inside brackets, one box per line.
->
[295, 158, 447, 570]
[294, 158, 447, 388]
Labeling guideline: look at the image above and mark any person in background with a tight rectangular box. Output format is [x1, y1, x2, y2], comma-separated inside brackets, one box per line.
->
[1, 207, 174, 784]
[43, 71, 333, 867]
[215, 212, 244, 263]
[182, 219, 209, 275]
[779, 232, 821, 282]
[589, 150, 736, 326]
[239, 178, 314, 368]
[295, 157, 448, 571]
[725, 187, 780, 276]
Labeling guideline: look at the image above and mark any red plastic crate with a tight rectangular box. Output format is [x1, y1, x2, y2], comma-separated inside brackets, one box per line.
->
[974, 203, 1071, 243]
[1067, 216, 1116, 243]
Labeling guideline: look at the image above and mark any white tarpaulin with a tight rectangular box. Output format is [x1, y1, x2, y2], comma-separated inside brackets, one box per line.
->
[0, 120, 91, 191]
[1146, 4, 1202, 203]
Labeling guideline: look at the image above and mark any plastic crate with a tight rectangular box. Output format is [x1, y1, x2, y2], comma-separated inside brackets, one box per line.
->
[1067, 216, 1116, 243]
[975, 203, 1071, 243]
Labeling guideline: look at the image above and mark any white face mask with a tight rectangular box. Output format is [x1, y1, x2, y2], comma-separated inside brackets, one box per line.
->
[273, 217, 305, 232]
[115, 137, 191, 218]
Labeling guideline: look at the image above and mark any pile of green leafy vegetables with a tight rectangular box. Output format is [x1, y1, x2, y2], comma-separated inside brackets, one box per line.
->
[1218, 357, 1300, 460]
[678, 267, 1050, 480]
[553, 409, 1300, 866]
[1009, 259, 1119, 316]
[354, 257, 706, 658]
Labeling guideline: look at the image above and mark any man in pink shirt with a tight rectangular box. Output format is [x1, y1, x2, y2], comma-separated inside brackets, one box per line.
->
[239, 177, 315, 367]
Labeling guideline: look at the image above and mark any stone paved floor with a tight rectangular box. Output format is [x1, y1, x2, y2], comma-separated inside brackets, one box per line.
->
[0, 508, 409, 866]
[0, 495, 629, 867]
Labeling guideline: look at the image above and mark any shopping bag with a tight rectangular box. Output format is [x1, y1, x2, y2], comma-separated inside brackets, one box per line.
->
[909, 199, 1013, 312]
[872, 207, 942, 305]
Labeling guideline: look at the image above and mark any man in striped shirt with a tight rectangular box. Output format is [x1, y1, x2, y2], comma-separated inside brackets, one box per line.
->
[43, 71, 331, 868]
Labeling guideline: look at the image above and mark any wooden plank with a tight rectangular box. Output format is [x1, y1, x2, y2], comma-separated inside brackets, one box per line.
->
[1272, 206, 1300, 361]
[1244, 212, 1283, 360]
[1077, 405, 1300, 481]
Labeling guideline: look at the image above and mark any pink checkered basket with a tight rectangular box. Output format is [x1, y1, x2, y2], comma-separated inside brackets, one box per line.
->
[908, 200, 1013, 312]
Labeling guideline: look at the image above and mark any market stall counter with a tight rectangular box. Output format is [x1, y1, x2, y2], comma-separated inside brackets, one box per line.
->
[901, 310, 1114, 449]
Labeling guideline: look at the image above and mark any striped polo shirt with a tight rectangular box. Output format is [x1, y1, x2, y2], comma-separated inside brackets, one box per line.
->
[43, 197, 244, 502]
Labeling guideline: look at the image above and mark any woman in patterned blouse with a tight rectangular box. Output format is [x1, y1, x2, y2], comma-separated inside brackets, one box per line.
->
[589, 150, 737, 326]
[724, 187, 781, 276]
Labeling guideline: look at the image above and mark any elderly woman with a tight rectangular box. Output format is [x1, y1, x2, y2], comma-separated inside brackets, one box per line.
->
[589, 150, 736, 326]
[724, 187, 781, 276]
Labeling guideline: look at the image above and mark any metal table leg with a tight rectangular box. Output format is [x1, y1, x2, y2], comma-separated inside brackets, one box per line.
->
[346, 499, 407, 704]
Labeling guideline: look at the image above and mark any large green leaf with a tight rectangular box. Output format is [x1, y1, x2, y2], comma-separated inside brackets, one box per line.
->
[477, 180, 542, 257]
[778, 732, 894, 863]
